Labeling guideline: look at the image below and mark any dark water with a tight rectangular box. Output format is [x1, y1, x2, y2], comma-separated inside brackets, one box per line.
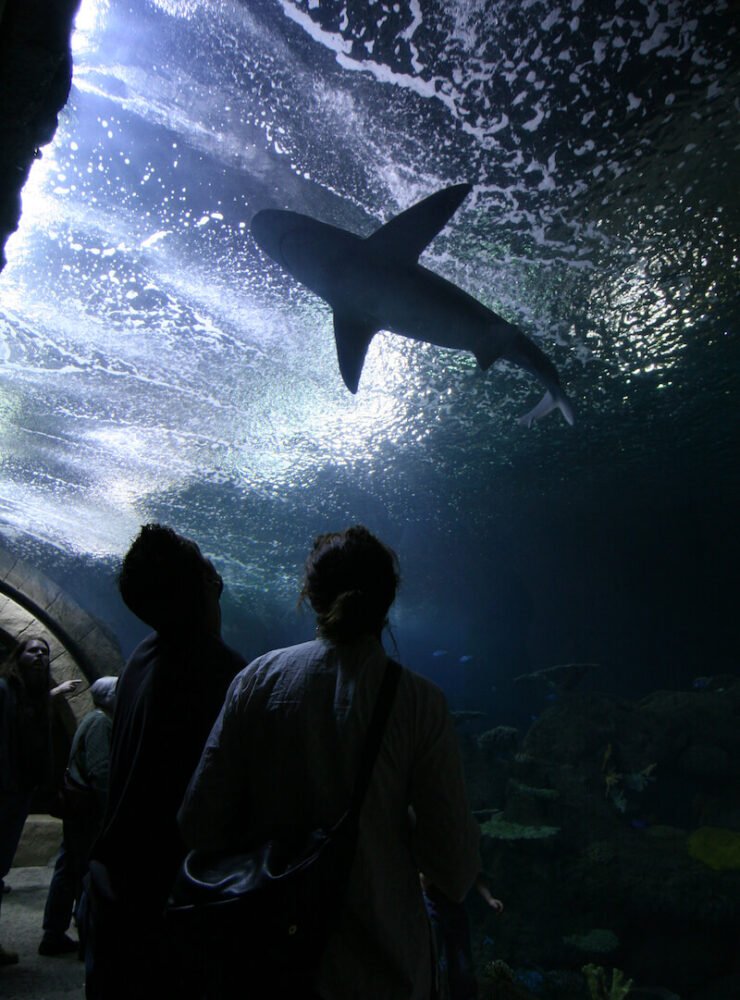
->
[0, 1, 738, 710]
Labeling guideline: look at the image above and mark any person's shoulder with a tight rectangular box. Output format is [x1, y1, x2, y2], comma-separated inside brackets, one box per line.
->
[76, 708, 104, 740]
[398, 663, 449, 712]
[89, 708, 112, 728]
[122, 633, 159, 672]
[229, 639, 321, 695]
[250, 638, 322, 671]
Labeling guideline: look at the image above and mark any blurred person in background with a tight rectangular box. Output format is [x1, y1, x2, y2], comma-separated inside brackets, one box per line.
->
[39, 675, 118, 957]
[0, 636, 80, 965]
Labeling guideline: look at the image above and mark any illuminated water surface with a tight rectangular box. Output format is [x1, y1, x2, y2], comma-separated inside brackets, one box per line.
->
[0, 0, 737, 683]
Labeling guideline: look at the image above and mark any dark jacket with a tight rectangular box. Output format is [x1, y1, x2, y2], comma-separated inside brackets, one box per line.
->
[0, 676, 50, 794]
[92, 631, 244, 919]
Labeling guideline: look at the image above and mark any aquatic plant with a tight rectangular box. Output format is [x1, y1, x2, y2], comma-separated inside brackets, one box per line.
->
[582, 964, 633, 1000]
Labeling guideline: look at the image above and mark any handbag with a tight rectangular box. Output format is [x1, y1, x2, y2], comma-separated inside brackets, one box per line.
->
[166, 657, 401, 992]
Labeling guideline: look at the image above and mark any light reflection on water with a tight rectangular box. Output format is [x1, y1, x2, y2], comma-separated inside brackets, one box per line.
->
[0, 0, 737, 596]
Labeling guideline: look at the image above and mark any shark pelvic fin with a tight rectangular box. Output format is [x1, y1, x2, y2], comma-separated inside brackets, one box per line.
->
[365, 183, 472, 263]
[518, 389, 576, 428]
[473, 341, 504, 371]
[334, 313, 378, 394]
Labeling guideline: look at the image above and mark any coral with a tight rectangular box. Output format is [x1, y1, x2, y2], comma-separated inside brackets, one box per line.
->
[480, 961, 540, 1000]
[479, 726, 520, 751]
[687, 826, 740, 871]
[482, 960, 515, 983]
[582, 964, 634, 999]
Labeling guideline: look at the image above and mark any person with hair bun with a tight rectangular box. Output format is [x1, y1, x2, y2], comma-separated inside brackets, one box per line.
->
[180, 524, 480, 1000]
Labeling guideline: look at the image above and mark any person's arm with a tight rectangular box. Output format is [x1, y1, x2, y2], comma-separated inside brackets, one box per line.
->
[409, 684, 480, 903]
[476, 874, 504, 911]
[50, 679, 82, 697]
[178, 667, 255, 852]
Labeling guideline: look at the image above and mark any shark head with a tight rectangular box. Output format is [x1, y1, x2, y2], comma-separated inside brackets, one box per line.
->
[251, 210, 351, 300]
[250, 209, 303, 271]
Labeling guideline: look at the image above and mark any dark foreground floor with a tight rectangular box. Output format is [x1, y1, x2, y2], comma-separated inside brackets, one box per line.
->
[0, 865, 84, 999]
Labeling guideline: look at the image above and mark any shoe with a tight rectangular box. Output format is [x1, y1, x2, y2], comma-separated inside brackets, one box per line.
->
[0, 943, 19, 965]
[38, 934, 79, 957]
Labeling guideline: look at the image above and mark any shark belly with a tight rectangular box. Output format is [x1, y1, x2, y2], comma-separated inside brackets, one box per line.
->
[333, 256, 497, 357]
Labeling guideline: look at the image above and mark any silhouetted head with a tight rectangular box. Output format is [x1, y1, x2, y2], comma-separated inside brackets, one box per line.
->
[118, 524, 223, 637]
[300, 525, 400, 644]
[90, 675, 118, 714]
[0, 636, 51, 703]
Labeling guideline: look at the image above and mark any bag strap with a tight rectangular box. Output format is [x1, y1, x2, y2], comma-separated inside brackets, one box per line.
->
[348, 657, 401, 817]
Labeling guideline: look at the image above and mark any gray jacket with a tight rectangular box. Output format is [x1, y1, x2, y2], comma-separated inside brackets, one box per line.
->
[180, 636, 480, 1000]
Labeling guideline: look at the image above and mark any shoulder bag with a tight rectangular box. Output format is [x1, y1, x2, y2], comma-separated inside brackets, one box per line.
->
[166, 657, 402, 996]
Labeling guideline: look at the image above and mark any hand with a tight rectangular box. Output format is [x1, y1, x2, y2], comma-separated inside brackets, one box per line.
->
[476, 878, 504, 912]
[51, 679, 82, 697]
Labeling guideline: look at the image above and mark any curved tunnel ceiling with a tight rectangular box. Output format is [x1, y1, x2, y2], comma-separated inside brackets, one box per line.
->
[0, 545, 124, 726]
[0, 0, 737, 627]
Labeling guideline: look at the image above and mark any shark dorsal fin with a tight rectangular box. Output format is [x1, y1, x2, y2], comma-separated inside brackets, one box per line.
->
[334, 313, 378, 394]
[365, 183, 472, 263]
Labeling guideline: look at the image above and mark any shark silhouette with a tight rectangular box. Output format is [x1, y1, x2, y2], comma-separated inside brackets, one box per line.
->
[251, 184, 574, 426]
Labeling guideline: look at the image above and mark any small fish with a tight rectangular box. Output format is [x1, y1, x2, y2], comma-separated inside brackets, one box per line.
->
[545, 692, 558, 702]
[692, 676, 710, 690]
[432, 649, 448, 657]
[630, 818, 649, 830]
[459, 655, 474, 664]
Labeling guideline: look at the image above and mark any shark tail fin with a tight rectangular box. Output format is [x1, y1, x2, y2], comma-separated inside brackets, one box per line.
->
[518, 389, 575, 428]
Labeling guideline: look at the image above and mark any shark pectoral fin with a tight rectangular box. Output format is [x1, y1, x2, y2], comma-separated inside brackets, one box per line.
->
[365, 183, 472, 262]
[334, 314, 378, 393]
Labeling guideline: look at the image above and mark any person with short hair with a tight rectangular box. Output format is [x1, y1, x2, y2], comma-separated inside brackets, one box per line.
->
[179, 524, 480, 999]
[0, 636, 80, 965]
[85, 524, 245, 999]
